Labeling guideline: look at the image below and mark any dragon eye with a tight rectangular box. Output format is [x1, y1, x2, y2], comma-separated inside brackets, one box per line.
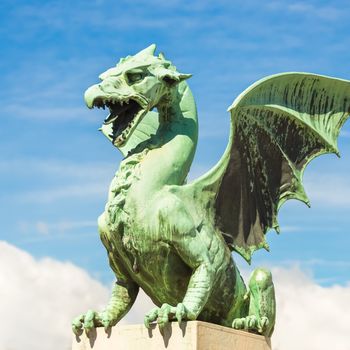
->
[127, 72, 144, 83]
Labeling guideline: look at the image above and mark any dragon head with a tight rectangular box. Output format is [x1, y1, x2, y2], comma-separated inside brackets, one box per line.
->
[84, 44, 191, 147]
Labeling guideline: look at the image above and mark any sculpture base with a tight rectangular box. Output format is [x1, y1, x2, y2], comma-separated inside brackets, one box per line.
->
[72, 321, 271, 350]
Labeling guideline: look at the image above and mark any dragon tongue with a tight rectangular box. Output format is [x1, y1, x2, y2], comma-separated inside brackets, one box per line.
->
[104, 113, 118, 125]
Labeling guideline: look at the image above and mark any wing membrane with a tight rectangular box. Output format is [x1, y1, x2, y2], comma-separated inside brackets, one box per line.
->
[191, 73, 350, 262]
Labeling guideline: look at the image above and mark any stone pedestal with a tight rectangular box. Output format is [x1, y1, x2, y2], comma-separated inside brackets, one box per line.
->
[72, 321, 271, 350]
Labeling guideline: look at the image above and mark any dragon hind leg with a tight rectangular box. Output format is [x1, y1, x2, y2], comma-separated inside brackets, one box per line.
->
[232, 268, 276, 337]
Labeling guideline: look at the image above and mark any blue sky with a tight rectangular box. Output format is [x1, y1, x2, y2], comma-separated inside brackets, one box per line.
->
[1, 0, 350, 288]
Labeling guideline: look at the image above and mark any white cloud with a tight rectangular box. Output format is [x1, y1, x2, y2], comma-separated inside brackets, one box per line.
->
[0, 241, 109, 350]
[121, 290, 156, 325]
[35, 221, 49, 235]
[19, 220, 98, 235]
[17, 183, 107, 203]
[0, 158, 116, 185]
[287, 2, 342, 21]
[0, 158, 119, 205]
[266, 1, 343, 21]
[46, 220, 97, 232]
[271, 266, 350, 350]
[1, 242, 349, 350]
[305, 173, 350, 207]
[3, 105, 92, 122]
[0, 241, 154, 350]
[278, 225, 302, 233]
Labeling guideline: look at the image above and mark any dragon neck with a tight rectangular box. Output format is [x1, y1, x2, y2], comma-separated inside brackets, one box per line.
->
[132, 81, 198, 192]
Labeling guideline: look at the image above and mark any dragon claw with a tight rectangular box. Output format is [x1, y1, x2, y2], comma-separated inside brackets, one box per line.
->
[72, 316, 83, 336]
[232, 317, 243, 330]
[260, 316, 269, 330]
[102, 316, 112, 331]
[232, 315, 269, 334]
[175, 303, 186, 325]
[144, 307, 159, 328]
[83, 310, 96, 334]
[144, 303, 191, 330]
[72, 310, 116, 336]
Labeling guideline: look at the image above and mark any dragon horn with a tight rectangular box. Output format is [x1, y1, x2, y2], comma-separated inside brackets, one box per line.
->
[135, 44, 156, 57]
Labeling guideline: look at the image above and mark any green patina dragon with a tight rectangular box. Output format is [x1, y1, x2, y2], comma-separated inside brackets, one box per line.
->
[72, 45, 350, 337]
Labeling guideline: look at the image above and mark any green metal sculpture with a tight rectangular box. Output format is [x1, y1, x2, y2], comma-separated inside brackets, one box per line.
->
[72, 44, 350, 337]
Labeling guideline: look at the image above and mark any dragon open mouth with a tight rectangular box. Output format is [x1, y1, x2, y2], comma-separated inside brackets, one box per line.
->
[93, 97, 147, 146]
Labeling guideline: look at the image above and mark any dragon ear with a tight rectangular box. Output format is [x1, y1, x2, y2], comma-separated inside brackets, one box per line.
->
[163, 72, 192, 86]
[156, 67, 192, 85]
[135, 44, 157, 58]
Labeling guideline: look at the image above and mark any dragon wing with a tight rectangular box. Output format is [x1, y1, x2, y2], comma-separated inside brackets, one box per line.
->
[188, 72, 350, 263]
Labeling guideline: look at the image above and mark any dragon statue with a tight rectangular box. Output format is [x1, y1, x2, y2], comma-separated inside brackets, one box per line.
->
[72, 44, 350, 338]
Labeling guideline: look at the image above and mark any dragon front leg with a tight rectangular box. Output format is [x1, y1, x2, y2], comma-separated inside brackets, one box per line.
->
[72, 214, 140, 336]
[144, 218, 216, 331]
[72, 280, 139, 335]
[144, 261, 214, 331]
[144, 260, 214, 328]
[180, 261, 215, 318]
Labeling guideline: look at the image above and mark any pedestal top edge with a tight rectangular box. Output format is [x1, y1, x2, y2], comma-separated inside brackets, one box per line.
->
[107, 321, 270, 341]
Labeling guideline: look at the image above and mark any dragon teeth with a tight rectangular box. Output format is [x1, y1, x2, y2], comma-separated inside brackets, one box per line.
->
[104, 113, 119, 124]
[115, 134, 125, 145]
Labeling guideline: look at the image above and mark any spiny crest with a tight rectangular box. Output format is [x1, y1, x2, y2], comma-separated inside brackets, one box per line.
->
[135, 43, 157, 57]
[118, 55, 131, 65]
[116, 44, 157, 66]
[116, 44, 173, 70]
[158, 52, 166, 60]
[112, 44, 192, 83]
